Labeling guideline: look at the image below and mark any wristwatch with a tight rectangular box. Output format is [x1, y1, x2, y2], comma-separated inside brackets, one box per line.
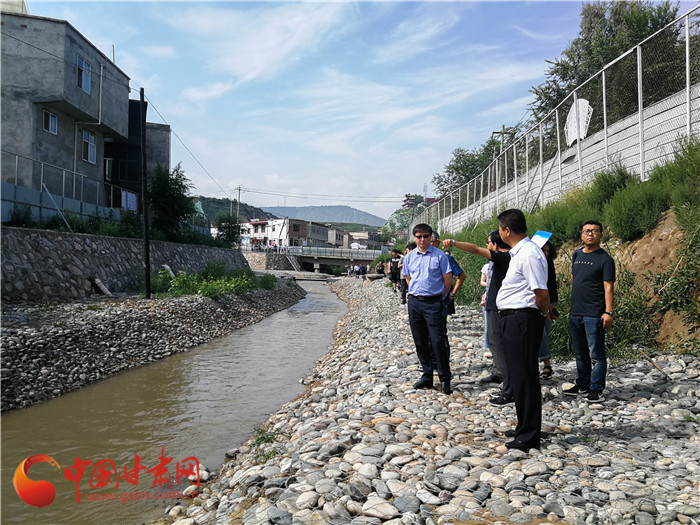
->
[449, 292, 455, 298]
[605, 311, 614, 316]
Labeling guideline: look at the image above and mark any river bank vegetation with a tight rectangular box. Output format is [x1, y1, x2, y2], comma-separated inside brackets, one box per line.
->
[438, 138, 699, 359]
[150, 261, 277, 299]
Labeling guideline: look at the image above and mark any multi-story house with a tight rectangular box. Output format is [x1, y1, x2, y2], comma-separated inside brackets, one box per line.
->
[348, 230, 383, 250]
[1, 3, 170, 221]
[327, 227, 351, 248]
[240, 218, 334, 249]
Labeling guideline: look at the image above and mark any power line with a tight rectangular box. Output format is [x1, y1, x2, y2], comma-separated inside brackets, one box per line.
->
[143, 94, 233, 201]
[3, 27, 404, 208]
[242, 187, 402, 203]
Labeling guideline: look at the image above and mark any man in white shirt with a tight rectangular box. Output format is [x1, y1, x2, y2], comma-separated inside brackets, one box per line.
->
[495, 209, 550, 451]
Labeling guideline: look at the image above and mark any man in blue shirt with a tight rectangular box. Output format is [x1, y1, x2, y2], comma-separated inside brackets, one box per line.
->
[402, 224, 453, 394]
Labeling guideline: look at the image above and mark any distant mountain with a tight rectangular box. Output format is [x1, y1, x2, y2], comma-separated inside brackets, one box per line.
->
[196, 196, 277, 223]
[261, 206, 386, 227]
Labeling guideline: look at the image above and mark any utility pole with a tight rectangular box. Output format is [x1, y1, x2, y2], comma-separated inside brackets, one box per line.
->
[140, 88, 151, 298]
[237, 186, 241, 220]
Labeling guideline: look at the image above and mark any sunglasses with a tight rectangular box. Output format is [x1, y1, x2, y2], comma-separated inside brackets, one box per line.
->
[415, 234, 431, 239]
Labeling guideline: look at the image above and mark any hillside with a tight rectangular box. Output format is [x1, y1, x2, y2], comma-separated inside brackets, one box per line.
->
[196, 196, 277, 222]
[261, 205, 386, 227]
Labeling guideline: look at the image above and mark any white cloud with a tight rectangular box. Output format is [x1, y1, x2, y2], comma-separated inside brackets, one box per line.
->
[141, 45, 176, 59]
[509, 24, 566, 42]
[181, 82, 234, 102]
[373, 9, 461, 64]
[164, 3, 348, 83]
[477, 94, 535, 119]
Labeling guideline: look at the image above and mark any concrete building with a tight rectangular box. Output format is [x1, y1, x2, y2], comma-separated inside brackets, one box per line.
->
[348, 230, 383, 250]
[240, 218, 335, 249]
[327, 227, 351, 248]
[1, 6, 170, 219]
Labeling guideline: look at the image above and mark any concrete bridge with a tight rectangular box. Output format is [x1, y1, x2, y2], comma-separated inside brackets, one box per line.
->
[242, 247, 385, 273]
[288, 247, 384, 272]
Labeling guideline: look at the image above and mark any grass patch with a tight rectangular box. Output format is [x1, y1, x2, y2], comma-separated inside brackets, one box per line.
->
[147, 261, 272, 299]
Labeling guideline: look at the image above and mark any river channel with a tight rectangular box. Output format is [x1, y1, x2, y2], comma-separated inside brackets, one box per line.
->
[1, 280, 347, 525]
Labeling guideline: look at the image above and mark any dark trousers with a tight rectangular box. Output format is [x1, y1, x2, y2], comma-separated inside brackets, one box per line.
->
[400, 279, 408, 301]
[407, 296, 451, 384]
[499, 309, 545, 446]
[486, 309, 511, 398]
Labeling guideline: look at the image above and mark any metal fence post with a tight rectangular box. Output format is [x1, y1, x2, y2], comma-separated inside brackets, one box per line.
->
[637, 45, 645, 181]
[603, 70, 609, 167]
[480, 172, 484, 220]
[555, 108, 562, 192]
[685, 14, 691, 138]
[513, 141, 518, 207]
[573, 91, 583, 186]
[525, 133, 529, 206]
[539, 123, 544, 209]
[504, 145, 509, 207]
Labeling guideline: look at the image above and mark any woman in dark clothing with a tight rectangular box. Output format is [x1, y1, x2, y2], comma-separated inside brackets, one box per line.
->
[539, 241, 559, 379]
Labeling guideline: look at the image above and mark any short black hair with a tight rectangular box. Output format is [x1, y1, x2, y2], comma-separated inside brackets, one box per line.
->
[412, 223, 433, 236]
[497, 209, 527, 235]
[489, 230, 510, 250]
[406, 241, 417, 250]
[582, 220, 603, 231]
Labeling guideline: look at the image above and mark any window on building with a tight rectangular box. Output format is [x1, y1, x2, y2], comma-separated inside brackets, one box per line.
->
[104, 158, 113, 181]
[77, 55, 91, 94]
[82, 130, 96, 164]
[292, 224, 300, 232]
[43, 110, 58, 135]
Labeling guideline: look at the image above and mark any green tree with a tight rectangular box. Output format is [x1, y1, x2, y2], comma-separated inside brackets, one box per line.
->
[215, 212, 241, 245]
[431, 137, 502, 197]
[530, 1, 681, 123]
[148, 163, 196, 239]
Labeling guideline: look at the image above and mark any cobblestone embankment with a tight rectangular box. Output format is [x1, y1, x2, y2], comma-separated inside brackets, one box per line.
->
[153, 278, 700, 525]
[1, 278, 306, 412]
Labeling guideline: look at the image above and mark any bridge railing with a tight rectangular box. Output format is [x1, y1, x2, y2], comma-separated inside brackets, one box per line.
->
[288, 246, 382, 259]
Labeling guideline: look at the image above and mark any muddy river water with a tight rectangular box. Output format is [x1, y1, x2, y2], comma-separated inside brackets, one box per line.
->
[1, 280, 346, 525]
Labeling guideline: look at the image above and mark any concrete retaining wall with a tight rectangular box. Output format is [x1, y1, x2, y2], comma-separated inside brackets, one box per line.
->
[243, 252, 296, 271]
[1, 227, 249, 303]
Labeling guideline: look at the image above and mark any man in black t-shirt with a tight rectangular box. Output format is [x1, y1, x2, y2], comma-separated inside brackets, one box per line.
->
[564, 220, 615, 403]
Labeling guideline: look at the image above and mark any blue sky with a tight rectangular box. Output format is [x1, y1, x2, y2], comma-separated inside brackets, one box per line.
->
[27, 1, 696, 220]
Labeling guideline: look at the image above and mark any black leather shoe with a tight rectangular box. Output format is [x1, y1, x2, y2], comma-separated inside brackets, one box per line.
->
[440, 381, 452, 395]
[505, 440, 540, 451]
[413, 379, 434, 389]
[489, 395, 514, 406]
[480, 374, 503, 383]
[505, 430, 549, 439]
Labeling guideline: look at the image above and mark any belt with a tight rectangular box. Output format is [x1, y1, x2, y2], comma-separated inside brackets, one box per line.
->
[408, 294, 443, 303]
[498, 308, 541, 318]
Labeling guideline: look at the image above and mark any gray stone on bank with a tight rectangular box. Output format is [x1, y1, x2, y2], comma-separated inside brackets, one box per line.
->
[132, 277, 698, 525]
[1, 278, 306, 412]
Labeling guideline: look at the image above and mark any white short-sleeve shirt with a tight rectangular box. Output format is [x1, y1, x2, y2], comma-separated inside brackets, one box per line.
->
[496, 237, 548, 310]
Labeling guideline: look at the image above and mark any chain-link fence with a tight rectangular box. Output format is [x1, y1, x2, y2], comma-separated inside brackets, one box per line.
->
[413, 5, 700, 234]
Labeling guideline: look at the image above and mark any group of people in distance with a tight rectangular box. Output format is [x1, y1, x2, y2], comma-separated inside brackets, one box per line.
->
[399, 208, 615, 452]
